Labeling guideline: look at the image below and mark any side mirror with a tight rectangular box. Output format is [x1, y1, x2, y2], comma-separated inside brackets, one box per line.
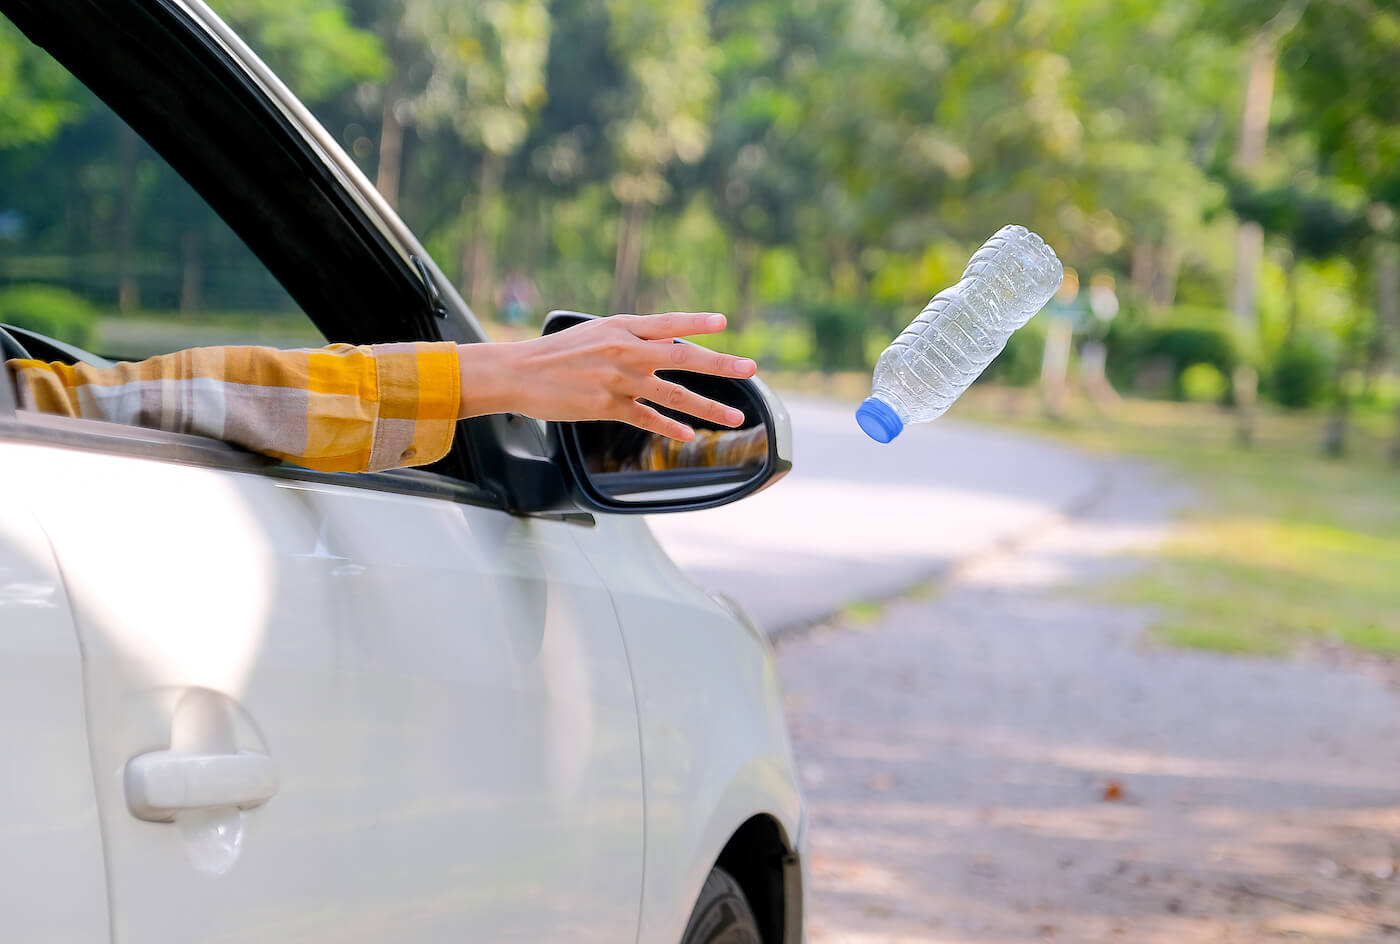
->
[543, 310, 792, 514]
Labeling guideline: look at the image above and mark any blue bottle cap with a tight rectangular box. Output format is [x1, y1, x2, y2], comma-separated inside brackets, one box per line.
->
[855, 396, 904, 443]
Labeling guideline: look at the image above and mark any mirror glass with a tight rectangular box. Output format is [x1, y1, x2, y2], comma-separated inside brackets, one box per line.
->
[570, 370, 771, 506]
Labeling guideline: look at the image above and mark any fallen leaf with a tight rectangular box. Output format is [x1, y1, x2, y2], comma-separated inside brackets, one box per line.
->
[868, 772, 895, 792]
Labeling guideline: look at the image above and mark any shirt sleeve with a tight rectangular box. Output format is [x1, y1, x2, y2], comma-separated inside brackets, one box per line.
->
[4, 341, 461, 473]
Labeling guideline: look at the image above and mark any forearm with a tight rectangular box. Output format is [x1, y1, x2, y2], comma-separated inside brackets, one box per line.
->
[8, 342, 461, 473]
[454, 340, 519, 419]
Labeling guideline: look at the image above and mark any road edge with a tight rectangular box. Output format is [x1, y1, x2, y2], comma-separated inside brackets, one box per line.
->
[766, 456, 1118, 645]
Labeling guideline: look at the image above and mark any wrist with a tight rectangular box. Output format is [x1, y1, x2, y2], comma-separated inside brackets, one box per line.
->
[456, 341, 522, 419]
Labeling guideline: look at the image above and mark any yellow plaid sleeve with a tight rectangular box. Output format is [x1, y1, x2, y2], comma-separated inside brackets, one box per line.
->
[4, 341, 461, 474]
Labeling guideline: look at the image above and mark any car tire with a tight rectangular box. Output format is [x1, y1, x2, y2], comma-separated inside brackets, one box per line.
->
[679, 867, 764, 944]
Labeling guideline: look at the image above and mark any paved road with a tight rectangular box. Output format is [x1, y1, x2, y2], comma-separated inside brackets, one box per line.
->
[778, 457, 1400, 942]
[648, 396, 1107, 634]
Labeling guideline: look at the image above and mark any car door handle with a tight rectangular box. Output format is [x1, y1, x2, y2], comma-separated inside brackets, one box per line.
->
[125, 750, 278, 823]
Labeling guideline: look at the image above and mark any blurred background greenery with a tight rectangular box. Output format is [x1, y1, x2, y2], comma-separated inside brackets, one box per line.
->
[1, 0, 1398, 440]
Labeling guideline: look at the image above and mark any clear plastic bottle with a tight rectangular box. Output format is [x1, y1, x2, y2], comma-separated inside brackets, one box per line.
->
[856, 224, 1064, 443]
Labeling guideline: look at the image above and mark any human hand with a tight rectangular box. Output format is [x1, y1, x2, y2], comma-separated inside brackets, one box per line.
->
[457, 312, 758, 441]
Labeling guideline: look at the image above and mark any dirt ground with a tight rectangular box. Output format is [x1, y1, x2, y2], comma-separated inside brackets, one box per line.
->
[778, 459, 1400, 943]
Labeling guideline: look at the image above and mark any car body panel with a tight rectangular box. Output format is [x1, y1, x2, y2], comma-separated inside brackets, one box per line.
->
[573, 514, 805, 943]
[0, 454, 110, 942]
[10, 435, 644, 942]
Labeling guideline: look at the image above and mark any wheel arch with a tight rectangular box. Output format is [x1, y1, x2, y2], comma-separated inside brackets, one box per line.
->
[712, 813, 803, 944]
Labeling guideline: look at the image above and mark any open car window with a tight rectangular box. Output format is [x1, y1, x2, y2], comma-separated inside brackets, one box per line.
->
[0, 2, 482, 490]
[0, 18, 324, 362]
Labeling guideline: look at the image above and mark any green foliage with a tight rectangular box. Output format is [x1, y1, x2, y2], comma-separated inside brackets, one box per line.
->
[606, 0, 716, 205]
[1269, 340, 1333, 410]
[404, 0, 551, 155]
[1179, 362, 1228, 403]
[981, 321, 1046, 388]
[1106, 317, 1239, 399]
[805, 301, 870, 373]
[0, 18, 85, 148]
[210, 0, 386, 99]
[711, 320, 813, 371]
[1211, 0, 1400, 223]
[0, 283, 98, 349]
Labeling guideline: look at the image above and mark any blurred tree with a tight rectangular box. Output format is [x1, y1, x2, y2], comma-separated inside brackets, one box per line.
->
[211, 0, 386, 99]
[403, 0, 550, 315]
[1062, 0, 1237, 314]
[692, 0, 828, 324]
[0, 18, 84, 149]
[1206, 0, 1400, 451]
[605, 0, 717, 315]
[1226, 176, 1370, 342]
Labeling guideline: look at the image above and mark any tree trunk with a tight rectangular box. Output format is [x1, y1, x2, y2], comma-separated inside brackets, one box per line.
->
[1322, 362, 1349, 458]
[1131, 242, 1156, 306]
[1231, 222, 1264, 333]
[735, 239, 758, 328]
[611, 200, 649, 316]
[117, 125, 140, 312]
[1322, 397, 1349, 459]
[462, 152, 504, 317]
[1284, 253, 1301, 344]
[1230, 39, 1277, 337]
[1151, 244, 1181, 310]
[1233, 364, 1259, 448]
[375, 70, 405, 210]
[179, 229, 202, 316]
[1389, 403, 1400, 467]
[1377, 241, 1399, 372]
[1079, 340, 1119, 412]
[1040, 315, 1074, 420]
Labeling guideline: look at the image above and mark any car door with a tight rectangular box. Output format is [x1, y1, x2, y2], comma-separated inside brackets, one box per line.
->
[0, 3, 645, 938]
[12, 433, 643, 943]
[0, 409, 110, 943]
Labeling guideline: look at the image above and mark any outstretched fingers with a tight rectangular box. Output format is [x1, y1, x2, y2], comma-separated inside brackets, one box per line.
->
[647, 378, 746, 428]
[624, 311, 729, 341]
[648, 338, 757, 379]
[622, 400, 695, 442]
[589, 311, 759, 439]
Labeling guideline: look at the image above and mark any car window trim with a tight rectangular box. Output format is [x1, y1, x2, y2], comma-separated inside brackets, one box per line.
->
[0, 409, 510, 511]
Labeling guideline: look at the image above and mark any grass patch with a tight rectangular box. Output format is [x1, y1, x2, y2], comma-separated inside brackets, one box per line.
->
[902, 579, 943, 601]
[840, 598, 887, 626]
[1156, 621, 1289, 656]
[954, 389, 1400, 658]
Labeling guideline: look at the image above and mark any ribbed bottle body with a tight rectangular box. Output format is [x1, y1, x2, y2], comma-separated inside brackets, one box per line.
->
[871, 225, 1063, 425]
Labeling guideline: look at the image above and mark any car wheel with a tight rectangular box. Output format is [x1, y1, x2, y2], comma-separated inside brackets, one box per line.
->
[679, 867, 764, 944]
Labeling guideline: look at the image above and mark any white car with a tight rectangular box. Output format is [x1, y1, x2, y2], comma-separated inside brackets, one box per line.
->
[0, 1, 806, 941]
